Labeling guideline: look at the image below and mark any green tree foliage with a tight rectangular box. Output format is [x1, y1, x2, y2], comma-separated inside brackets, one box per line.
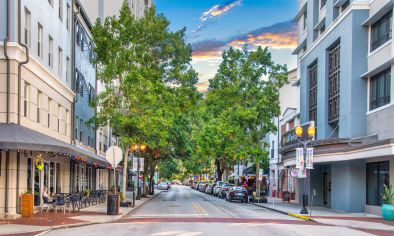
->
[91, 1, 199, 200]
[193, 45, 287, 185]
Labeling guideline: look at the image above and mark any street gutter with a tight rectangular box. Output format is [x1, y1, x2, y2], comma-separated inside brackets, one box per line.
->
[249, 202, 314, 222]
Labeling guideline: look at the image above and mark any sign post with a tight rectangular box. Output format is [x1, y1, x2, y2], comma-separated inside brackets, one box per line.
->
[105, 146, 123, 193]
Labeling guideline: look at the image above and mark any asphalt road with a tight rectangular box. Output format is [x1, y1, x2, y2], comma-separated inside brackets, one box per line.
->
[44, 185, 375, 236]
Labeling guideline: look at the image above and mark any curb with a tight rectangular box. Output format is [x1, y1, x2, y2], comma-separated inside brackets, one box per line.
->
[121, 190, 164, 219]
[250, 202, 315, 222]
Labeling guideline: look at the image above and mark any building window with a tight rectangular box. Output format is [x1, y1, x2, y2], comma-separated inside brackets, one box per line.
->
[303, 12, 307, 31]
[320, 0, 326, 9]
[24, 8, 31, 47]
[48, 36, 53, 67]
[79, 119, 83, 142]
[23, 82, 29, 117]
[66, 3, 71, 30]
[308, 63, 318, 122]
[340, 0, 350, 13]
[48, 0, 53, 7]
[65, 110, 69, 135]
[75, 116, 79, 140]
[38, 24, 43, 57]
[66, 56, 70, 82]
[58, 47, 63, 76]
[58, 105, 61, 132]
[58, 0, 63, 21]
[37, 91, 41, 123]
[370, 68, 391, 110]
[371, 11, 392, 52]
[328, 43, 340, 123]
[48, 99, 52, 128]
[367, 161, 390, 206]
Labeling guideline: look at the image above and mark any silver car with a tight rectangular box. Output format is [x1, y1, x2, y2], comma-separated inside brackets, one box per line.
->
[213, 181, 227, 197]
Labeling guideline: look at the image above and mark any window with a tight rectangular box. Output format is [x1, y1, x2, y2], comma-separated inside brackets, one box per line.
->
[48, 0, 53, 6]
[58, 47, 63, 76]
[79, 119, 83, 142]
[48, 36, 53, 67]
[24, 8, 31, 47]
[58, 105, 61, 131]
[38, 24, 43, 57]
[58, 0, 63, 21]
[328, 43, 340, 123]
[66, 4, 71, 30]
[303, 12, 307, 31]
[320, 0, 326, 9]
[65, 110, 69, 135]
[367, 161, 390, 206]
[37, 91, 41, 123]
[27, 158, 32, 192]
[75, 116, 79, 140]
[371, 11, 392, 52]
[23, 82, 29, 117]
[309, 63, 318, 122]
[370, 68, 391, 110]
[340, 0, 350, 12]
[66, 57, 70, 82]
[48, 98, 51, 128]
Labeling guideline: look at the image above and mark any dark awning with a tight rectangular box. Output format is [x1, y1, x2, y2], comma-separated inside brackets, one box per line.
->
[0, 123, 110, 167]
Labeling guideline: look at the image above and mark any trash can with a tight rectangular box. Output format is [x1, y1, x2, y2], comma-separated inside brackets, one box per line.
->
[107, 193, 119, 215]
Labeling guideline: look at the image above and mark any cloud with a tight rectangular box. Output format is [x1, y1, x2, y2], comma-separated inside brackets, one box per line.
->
[191, 21, 297, 60]
[200, 0, 242, 22]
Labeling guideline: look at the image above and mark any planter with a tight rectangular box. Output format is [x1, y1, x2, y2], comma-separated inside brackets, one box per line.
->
[21, 194, 33, 217]
[382, 204, 394, 221]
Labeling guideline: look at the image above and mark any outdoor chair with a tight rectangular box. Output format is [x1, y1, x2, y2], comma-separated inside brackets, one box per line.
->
[71, 193, 81, 211]
[55, 195, 69, 213]
[41, 196, 56, 213]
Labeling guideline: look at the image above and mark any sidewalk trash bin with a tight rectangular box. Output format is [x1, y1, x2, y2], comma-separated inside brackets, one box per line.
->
[107, 193, 120, 215]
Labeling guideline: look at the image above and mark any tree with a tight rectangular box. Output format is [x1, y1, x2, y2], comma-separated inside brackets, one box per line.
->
[201, 45, 287, 194]
[91, 1, 199, 201]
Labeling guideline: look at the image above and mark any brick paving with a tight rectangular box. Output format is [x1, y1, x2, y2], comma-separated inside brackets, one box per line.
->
[313, 216, 394, 227]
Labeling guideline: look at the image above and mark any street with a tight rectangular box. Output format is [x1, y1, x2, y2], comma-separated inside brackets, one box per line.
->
[43, 185, 377, 236]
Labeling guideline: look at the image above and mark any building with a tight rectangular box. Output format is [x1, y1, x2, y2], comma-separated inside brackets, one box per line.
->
[288, 0, 393, 215]
[268, 69, 300, 202]
[0, 0, 110, 218]
[81, 0, 154, 22]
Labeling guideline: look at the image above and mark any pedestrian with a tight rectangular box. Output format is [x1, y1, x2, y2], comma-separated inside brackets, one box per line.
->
[242, 181, 248, 189]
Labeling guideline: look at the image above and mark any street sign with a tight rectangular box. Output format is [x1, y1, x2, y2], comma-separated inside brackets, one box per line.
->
[305, 148, 314, 169]
[132, 157, 144, 171]
[295, 148, 304, 169]
[105, 146, 123, 167]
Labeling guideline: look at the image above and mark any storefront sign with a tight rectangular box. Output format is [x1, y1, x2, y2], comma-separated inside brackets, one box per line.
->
[281, 123, 316, 147]
[290, 168, 298, 177]
[305, 148, 314, 169]
[295, 148, 304, 169]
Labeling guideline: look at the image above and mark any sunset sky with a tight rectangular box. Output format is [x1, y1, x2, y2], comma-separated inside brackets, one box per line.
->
[155, 0, 298, 91]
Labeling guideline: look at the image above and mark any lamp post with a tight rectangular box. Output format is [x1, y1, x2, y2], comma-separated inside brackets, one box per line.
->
[295, 121, 315, 215]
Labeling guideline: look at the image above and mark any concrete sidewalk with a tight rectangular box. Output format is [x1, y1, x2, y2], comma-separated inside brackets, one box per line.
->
[0, 190, 163, 235]
[252, 197, 394, 232]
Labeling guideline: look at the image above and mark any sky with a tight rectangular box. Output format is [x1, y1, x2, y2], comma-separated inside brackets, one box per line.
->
[155, 0, 298, 91]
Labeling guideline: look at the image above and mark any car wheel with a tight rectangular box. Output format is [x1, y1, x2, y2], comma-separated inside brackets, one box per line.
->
[229, 198, 232, 202]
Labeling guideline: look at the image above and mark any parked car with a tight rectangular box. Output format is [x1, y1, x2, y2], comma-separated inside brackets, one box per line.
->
[196, 182, 205, 191]
[200, 183, 208, 192]
[219, 183, 234, 199]
[191, 181, 198, 189]
[213, 181, 226, 197]
[158, 182, 169, 190]
[226, 186, 248, 202]
[205, 184, 215, 195]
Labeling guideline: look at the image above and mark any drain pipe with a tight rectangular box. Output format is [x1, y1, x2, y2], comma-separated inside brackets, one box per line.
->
[15, 0, 30, 214]
[4, 0, 10, 214]
[17, 0, 30, 125]
[4, 0, 11, 124]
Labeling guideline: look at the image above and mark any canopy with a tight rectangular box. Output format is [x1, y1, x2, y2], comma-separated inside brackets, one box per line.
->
[0, 123, 110, 167]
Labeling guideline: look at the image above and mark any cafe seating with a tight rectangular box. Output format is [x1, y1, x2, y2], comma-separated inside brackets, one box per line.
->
[41, 196, 56, 213]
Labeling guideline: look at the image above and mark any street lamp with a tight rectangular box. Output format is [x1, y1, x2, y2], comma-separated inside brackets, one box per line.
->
[295, 121, 315, 215]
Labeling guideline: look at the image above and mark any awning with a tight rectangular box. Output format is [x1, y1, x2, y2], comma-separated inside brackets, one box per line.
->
[0, 123, 110, 167]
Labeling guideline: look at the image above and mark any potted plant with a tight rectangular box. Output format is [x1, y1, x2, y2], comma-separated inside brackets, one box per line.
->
[382, 184, 394, 221]
[21, 188, 33, 217]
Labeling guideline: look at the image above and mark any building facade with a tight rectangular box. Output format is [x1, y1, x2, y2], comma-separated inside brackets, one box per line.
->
[0, 0, 110, 218]
[289, 0, 393, 215]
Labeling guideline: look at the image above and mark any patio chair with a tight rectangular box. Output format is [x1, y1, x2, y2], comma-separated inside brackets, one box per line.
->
[70, 194, 81, 212]
[55, 195, 69, 213]
[41, 196, 56, 213]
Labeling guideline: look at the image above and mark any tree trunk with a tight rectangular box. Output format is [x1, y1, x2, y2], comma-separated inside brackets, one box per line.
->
[122, 147, 129, 203]
[255, 156, 260, 200]
[215, 159, 223, 181]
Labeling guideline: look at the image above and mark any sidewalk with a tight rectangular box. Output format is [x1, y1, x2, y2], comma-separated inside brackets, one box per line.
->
[0, 190, 163, 235]
[252, 196, 394, 233]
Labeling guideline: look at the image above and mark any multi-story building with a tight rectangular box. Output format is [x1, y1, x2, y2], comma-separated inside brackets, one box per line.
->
[0, 0, 110, 218]
[287, 0, 393, 215]
[268, 69, 300, 202]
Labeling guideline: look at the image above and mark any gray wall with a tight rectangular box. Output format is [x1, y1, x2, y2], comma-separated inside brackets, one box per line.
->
[300, 9, 369, 139]
[331, 160, 366, 212]
[367, 101, 394, 140]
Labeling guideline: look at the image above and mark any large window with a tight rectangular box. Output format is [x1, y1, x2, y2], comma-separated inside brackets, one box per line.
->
[58, 47, 63, 76]
[371, 10, 392, 52]
[320, 0, 326, 9]
[367, 161, 390, 206]
[66, 4, 71, 30]
[23, 82, 29, 117]
[48, 36, 53, 67]
[58, 0, 63, 21]
[328, 43, 340, 123]
[38, 24, 43, 57]
[24, 8, 31, 47]
[309, 63, 318, 122]
[370, 68, 391, 110]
